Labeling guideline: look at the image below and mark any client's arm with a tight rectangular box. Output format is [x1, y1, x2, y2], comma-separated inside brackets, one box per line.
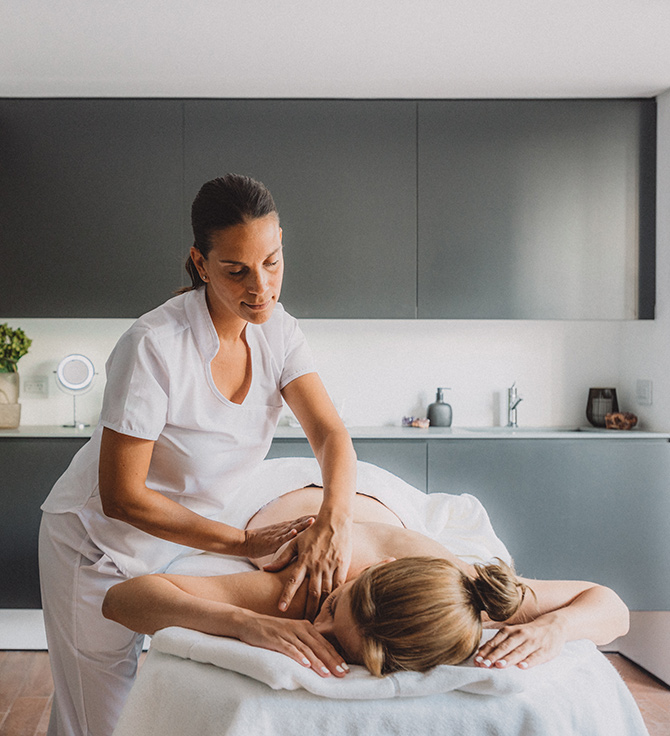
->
[476, 577, 629, 670]
[102, 568, 349, 678]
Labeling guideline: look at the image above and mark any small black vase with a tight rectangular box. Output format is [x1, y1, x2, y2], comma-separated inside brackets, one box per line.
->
[586, 388, 619, 428]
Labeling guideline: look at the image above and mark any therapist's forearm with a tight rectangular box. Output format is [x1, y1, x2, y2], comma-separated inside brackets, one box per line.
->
[312, 428, 356, 520]
[102, 487, 246, 555]
[99, 426, 247, 555]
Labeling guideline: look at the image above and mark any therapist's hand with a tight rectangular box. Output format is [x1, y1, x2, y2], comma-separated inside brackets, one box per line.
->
[263, 513, 353, 621]
[241, 515, 315, 559]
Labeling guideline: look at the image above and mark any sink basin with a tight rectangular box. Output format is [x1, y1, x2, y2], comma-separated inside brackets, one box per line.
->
[462, 426, 580, 433]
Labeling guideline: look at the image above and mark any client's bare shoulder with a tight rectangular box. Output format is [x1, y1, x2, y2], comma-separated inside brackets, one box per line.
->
[355, 523, 473, 577]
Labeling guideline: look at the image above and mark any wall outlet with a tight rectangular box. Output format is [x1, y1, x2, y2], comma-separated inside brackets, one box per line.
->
[22, 376, 49, 398]
[635, 379, 653, 406]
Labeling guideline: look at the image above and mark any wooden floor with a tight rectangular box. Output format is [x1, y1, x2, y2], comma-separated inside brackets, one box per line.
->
[0, 651, 668, 735]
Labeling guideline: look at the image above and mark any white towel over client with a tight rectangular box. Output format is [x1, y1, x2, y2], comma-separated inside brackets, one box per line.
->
[169, 457, 512, 577]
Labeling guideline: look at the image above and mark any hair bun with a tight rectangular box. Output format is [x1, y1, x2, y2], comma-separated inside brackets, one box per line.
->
[464, 559, 527, 622]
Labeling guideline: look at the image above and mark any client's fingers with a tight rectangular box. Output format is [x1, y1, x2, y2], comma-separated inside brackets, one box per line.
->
[251, 619, 348, 678]
[475, 628, 520, 667]
[300, 627, 350, 678]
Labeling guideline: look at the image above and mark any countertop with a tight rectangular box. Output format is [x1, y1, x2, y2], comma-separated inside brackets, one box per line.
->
[2, 425, 669, 440]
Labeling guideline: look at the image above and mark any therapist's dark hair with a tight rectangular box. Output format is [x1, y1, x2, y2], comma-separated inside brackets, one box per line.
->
[180, 174, 279, 292]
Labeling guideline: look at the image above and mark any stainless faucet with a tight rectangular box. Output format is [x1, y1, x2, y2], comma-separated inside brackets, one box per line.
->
[506, 382, 523, 428]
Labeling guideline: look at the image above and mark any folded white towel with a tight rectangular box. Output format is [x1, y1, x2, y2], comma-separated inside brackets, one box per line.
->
[150, 625, 614, 700]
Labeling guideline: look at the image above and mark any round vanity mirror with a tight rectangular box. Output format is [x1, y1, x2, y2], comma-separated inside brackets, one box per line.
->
[56, 354, 95, 393]
[55, 354, 96, 428]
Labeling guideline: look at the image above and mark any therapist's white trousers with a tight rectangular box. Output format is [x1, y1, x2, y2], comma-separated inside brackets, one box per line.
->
[39, 511, 144, 736]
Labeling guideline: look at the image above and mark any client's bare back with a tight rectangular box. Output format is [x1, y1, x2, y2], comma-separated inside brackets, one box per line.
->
[246, 486, 470, 579]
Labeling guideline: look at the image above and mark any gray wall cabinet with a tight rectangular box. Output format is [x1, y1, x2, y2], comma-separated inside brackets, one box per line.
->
[417, 99, 656, 320]
[0, 98, 655, 320]
[0, 99, 184, 318]
[182, 100, 417, 318]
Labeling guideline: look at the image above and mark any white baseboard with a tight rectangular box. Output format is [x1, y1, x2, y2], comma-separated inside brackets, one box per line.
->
[615, 611, 670, 686]
[0, 609, 47, 649]
[0, 609, 149, 651]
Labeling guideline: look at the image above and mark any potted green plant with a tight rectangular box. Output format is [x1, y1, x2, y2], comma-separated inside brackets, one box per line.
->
[0, 323, 32, 429]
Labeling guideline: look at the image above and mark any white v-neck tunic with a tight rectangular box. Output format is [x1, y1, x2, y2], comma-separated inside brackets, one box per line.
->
[41, 288, 315, 576]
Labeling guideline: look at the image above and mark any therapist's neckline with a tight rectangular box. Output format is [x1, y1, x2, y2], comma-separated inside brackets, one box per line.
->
[204, 289, 250, 344]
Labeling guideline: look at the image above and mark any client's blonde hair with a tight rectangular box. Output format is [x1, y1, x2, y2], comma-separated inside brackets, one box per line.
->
[349, 556, 528, 676]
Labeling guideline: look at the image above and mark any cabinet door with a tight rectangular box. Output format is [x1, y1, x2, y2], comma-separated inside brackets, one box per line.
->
[0, 100, 184, 317]
[418, 99, 656, 319]
[427, 439, 670, 609]
[268, 439, 427, 491]
[183, 100, 417, 318]
[0, 438, 87, 607]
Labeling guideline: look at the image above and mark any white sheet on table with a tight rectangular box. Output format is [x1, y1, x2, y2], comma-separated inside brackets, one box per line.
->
[115, 635, 649, 736]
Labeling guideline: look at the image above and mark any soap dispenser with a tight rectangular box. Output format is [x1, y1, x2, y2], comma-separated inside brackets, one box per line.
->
[427, 388, 452, 427]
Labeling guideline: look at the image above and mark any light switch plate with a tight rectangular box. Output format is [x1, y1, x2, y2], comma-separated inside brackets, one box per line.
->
[635, 379, 653, 406]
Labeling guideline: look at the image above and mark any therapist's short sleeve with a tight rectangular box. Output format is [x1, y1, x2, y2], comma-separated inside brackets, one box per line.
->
[100, 327, 169, 440]
[279, 316, 316, 390]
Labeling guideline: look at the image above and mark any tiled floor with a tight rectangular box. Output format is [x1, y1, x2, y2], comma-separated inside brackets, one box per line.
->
[1, 651, 668, 735]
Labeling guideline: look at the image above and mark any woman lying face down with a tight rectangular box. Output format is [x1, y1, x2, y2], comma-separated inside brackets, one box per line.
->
[103, 486, 629, 678]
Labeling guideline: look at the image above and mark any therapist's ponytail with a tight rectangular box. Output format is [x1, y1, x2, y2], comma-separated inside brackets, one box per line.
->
[178, 174, 279, 293]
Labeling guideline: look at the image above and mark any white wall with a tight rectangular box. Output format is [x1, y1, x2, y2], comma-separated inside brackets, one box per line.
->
[6, 305, 643, 431]
[3, 1, 670, 98]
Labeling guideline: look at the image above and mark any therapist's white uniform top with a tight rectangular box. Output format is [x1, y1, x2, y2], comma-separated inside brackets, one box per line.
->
[42, 287, 316, 576]
[39, 287, 316, 736]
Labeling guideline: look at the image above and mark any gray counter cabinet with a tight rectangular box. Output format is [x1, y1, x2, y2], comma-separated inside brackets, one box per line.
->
[426, 439, 670, 610]
[182, 100, 417, 318]
[0, 438, 87, 607]
[3, 435, 668, 611]
[0, 436, 425, 608]
[267, 438, 427, 492]
[0, 99, 184, 318]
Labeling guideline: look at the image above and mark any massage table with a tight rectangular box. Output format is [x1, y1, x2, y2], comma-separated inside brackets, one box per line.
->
[112, 459, 649, 736]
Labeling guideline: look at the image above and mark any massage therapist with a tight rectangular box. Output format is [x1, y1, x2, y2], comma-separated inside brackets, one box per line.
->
[38, 174, 356, 736]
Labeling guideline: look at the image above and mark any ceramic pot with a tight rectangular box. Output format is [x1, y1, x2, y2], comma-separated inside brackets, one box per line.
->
[0, 372, 21, 429]
[586, 387, 618, 428]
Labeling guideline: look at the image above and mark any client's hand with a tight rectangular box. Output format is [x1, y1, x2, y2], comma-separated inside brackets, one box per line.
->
[236, 611, 350, 678]
[263, 514, 353, 621]
[242, 516, 315, 559]
[474, 612, 566, 670]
